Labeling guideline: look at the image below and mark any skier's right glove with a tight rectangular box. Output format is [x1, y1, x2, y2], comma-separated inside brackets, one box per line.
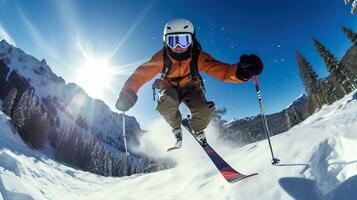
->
[236, 54, 263, 82]
[115, 89, 138, 112]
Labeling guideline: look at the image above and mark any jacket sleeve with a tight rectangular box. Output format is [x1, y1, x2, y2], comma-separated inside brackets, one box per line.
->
[122, 50, 163, 93]
[198, 50, 244, 83]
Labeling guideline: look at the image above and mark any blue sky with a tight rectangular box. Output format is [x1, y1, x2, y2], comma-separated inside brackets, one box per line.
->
[0, 0, 356, 129]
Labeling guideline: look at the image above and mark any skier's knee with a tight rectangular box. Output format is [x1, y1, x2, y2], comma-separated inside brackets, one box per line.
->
[207, 101, 215, 111]
[191, 101, 214, 118]
[156, 94, 178, 113]
[190, 101, 215, 131]
[203, 101, 215, 116]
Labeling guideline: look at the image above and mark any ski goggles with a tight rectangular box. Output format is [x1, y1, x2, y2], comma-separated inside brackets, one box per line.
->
[165, 34, 193, 49]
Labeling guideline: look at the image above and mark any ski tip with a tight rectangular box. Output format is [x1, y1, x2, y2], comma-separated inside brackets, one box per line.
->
[167, 146, 181, 152]
[227, 173, 258, 184]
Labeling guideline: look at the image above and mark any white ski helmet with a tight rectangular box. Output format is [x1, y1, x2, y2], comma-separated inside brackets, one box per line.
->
[163, 18, 195, 41]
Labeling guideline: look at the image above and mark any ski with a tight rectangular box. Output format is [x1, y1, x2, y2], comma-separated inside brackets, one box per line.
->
[182, 117, 258, 183]
[167, 140, 182, 152]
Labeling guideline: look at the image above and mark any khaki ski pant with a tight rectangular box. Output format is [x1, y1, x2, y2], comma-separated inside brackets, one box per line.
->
[156, 84, 215, 133]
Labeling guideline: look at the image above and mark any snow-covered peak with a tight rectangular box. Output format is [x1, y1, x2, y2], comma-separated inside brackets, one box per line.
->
[223, 94, 308, 135]
[0, 39, 139, 136]
[0, 39, 11, 48]
[285, 94, 307, 109]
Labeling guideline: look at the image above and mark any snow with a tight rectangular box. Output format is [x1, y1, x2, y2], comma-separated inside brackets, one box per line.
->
[345, 0, 357, 14]
[1, 91, 357, 199]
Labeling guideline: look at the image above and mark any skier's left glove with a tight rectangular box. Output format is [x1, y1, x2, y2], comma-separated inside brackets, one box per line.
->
[236, 54, 263, 82]
[115, 89, 138, 112]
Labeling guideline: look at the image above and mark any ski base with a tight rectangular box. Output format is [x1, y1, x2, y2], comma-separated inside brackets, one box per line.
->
[225, 172, 258, 183]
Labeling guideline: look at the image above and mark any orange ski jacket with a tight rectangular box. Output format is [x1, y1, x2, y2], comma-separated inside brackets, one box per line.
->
[122, 49, 244, 93]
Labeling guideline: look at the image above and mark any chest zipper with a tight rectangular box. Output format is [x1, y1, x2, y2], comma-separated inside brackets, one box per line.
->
[178, 62, 181, 88]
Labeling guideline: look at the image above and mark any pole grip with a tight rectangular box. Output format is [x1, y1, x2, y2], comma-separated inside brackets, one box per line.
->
[253, 75, 259, 86]
[253, 76, 262, 101]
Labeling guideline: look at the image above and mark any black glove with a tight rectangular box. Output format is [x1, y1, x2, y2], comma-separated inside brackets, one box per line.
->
[236, 54, 263, 81]
[115, 89, 138, 112]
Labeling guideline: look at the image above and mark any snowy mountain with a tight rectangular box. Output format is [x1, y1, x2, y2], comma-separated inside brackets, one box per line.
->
[1, 85, 357, 200]
[221, 94, 309, 145]
[0, 39, 171, 177]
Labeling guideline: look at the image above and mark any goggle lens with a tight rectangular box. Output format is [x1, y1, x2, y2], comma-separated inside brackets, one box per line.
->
[166, 34, 192, 48]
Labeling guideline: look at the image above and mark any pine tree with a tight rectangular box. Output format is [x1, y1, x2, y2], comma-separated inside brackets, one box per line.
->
[312, 38, 357, 95]
[2, 87, 17, 116]
[296, 52, 325, 111]
[317, 78, 339, 104]
[11, 90, 29, 130]
[21, 110, 50, 149]
[342, 26, 357, 44]
[105, 151, 113, 176]
[90, 140, 107, 175]
[23, 89, 37, 120]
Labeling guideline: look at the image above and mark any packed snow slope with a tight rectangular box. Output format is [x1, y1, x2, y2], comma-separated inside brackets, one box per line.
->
[1, 91, 357, 200]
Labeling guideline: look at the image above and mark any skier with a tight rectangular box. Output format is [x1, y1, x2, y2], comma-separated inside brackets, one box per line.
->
[115, 18, 263, 147]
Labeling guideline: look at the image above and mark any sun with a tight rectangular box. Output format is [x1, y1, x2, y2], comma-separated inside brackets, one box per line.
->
[76, 58, 114, 98]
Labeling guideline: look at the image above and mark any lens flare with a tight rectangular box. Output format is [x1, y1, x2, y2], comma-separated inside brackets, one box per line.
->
[76, 58, 114, 99]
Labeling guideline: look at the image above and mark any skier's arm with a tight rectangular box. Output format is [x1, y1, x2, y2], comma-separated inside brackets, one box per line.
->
[122, 50, 163, 93]
[116, 51, 163, 111]
[198, 51, 244, 83]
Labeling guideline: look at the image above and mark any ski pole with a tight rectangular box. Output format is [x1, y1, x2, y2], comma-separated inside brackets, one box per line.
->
[253, 76, 280, 165]
[122, 112, 130, 156]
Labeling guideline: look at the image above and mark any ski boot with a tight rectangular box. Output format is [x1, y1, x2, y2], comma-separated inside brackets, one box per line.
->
[173, 127, 182, 142]
[167, 127, 182, 151]
[194, 131, 207, 146]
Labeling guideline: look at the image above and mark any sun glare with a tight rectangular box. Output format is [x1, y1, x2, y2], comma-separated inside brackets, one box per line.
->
[76, 58, 114, 99]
